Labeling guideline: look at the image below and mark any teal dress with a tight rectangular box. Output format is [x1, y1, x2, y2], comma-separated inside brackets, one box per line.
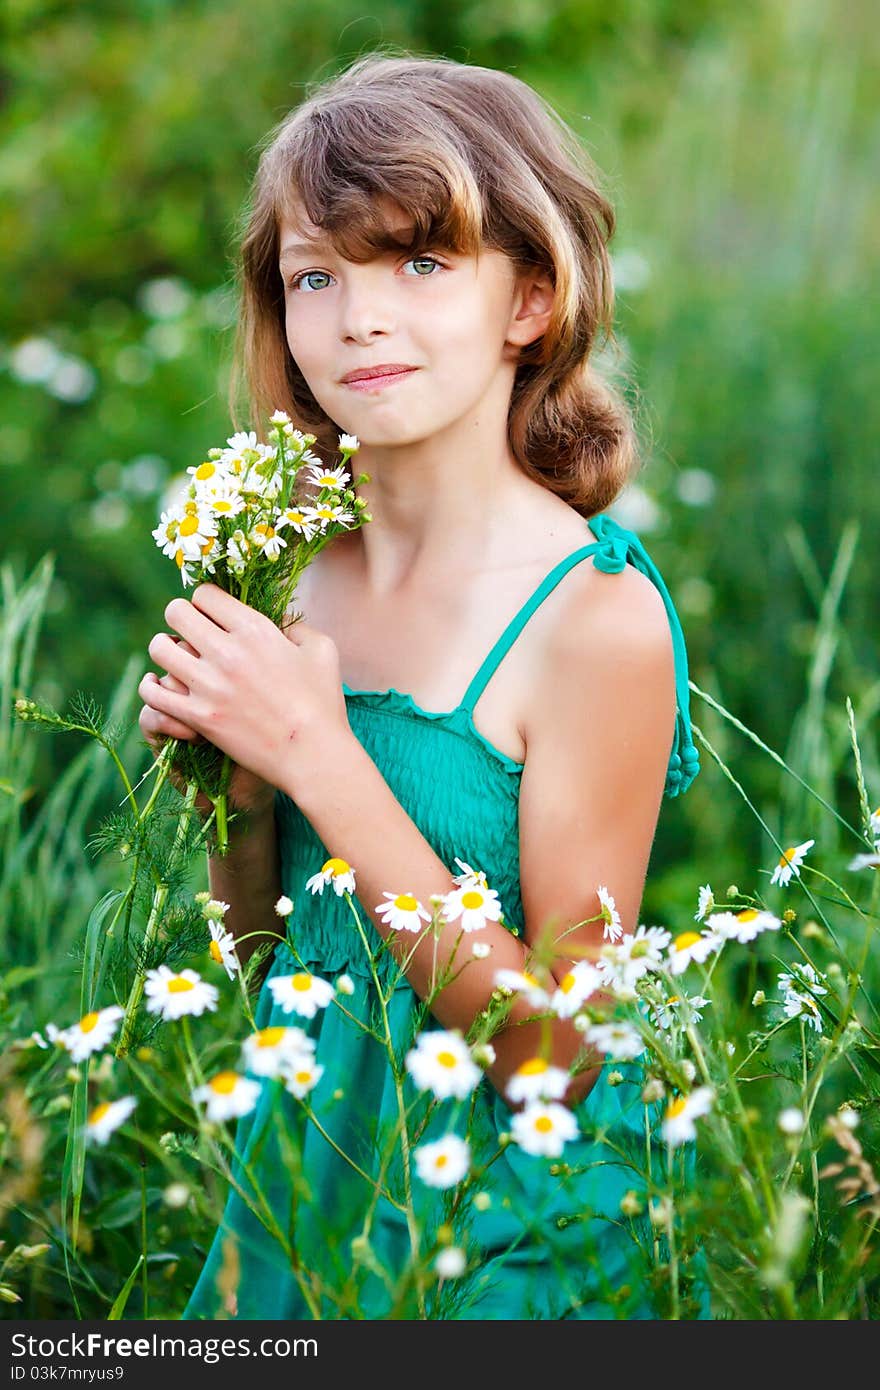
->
[182, 512, 702, 1321]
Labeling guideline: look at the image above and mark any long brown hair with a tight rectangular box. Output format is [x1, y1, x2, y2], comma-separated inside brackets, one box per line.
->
[229, 50, 640, 517]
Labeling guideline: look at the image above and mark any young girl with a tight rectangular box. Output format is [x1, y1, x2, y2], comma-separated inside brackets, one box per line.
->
[138, 52, 701, 1320]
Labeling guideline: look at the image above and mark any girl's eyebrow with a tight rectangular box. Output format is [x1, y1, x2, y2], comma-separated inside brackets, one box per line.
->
[279, 241, 331, 264]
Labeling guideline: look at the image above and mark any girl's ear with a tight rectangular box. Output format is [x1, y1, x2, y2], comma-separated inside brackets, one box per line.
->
[506, 269, 555, 349]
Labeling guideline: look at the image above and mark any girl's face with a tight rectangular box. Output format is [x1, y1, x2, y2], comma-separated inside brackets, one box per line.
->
[278, 202, 527, 448]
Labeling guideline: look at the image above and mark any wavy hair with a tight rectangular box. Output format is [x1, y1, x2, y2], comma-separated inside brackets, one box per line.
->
[229, 51, 641, 517]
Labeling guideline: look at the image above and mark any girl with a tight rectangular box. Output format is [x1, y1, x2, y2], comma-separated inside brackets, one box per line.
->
[138, 52, 702, 1320]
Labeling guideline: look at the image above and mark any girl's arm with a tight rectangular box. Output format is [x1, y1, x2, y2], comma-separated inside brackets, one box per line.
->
[205, 806, 283, 973]
[144, 573, 676, 1108]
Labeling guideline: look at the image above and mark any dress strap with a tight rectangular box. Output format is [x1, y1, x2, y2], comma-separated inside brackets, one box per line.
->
[460, 512, 701, 799]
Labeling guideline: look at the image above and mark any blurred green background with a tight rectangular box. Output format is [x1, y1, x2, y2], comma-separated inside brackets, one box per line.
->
[3, 0, 878, 905]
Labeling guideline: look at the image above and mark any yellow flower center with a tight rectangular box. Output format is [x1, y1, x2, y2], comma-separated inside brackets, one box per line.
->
[256, 1027, 286, 1048]
[179, 514, 199, 536]
[256, 524, 275, 539]
[175, 550, 185, 569]
[209, 941, 223, 964]
[560, 973, 576, 994]
[534, 1116, 553, 1134]
[285, 510, 305, 523]
[209, 1072, 239, 1095]
[435, 1154, 448, 1169]
[200, 539, 214, 555]
[79, 1012, 99, 1033]
[89, 1102, 112, 1124]
[316, 507, 334, 520]
[737, 909, 759, 922]
[395, 894, 418, 911]
[168, 976, 195, 994]
[667, 1096, 688, 1119]
[461, 890, 484, 910]
[673, 932, 702, 952]
[183, 500, 198, 514]
[667, 996, 680, 1007]
[294, 1070, 312, 1085]
[194, 462, 215, 480]
[523, 972, 540, 988]
[518, 1057, 548, 1077]
[436, 1051, 458, 1069]
[291, 973, 313, 992]
[322, 858, 351, 877]
[213, 499, 232, 512]
[779, 847, 797, 866]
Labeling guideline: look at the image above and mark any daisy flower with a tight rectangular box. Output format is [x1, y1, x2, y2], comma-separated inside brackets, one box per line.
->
[708, 908, 782, 944]
[778, 963, 827, 1033]
[471, 941, 491, 959]
[510, 1101, 579, 1158]
[404, 1030, 482, 1101]
[848, 851, 880, 872]
[451, 857, 488, 888]
[53, 1005, 124, 1062]
[306, 462, 350, 492]
[651, 991, 710, 1031]
[201, 481, 247, 521]
[225, 430, 259, 455]
[275, 896, 294, 917]
[375, 891, 432, 934]
[267, 971, 335, 1019]
[207, 920, 239, 980]
[608, 926, 672, 988]
[661, 1087, 714, 1147]
[435, 1247, 467, 1279]
[85, 1096, 137, 1146]
[338, 433, 359, 454]
[305, 857, 357, 897]
[770, 839, 815, 888]
[335, 974, 355, 996]
[249, 521, 287, 561]
[192, 1072, 261, 1124]
[778, 1107, 805, 1135]
[493, 968, 552, 1010]
[440, 879, 503, 933]
[505, 1057, 570, 1105]
[550, 961, 603, 1018]
[144, 966, 219, 1021]
[583, 1020, 644, 1062]
[870, 804, 880, 839]
[172, 503, 218, 561]
[241, 1026, 314, 1077]
[666, 930, 721, 977]
[413, 1135, 471, 1189]
[309, 501, 355, 530]
[597, 885, 623, 943]
[282, 1055, 325, 1100]
[274, 506, 319, 542]
[695, 885, 715, 921]
[269, 409, 291, 426]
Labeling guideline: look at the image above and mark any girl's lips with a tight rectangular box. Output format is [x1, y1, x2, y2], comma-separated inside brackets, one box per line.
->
[342, 368, 418, 392]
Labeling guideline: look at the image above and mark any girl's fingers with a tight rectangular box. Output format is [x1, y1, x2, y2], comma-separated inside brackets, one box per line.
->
[139, 672, 202, 743]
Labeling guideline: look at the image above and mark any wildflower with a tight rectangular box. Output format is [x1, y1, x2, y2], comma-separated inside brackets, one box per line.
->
[163, 1183, 191, 1208]
[695, 885, 714, 921]
[661, 1087, 714, 1147]
[207, 920, 239, 980]
[201, 898, 231, 921]
[52, 1006, 124, 1062]
[597, 885, 622, 942]
[404, 1030, 481, 1101]
[451, 857, 489, 888]
[267, 971, 334, 1019]
[510, 1101, 579, 1158]
[374, 890, 432, 934]
[752, 989, 766, 1006]
[338, 433, 359, 453]
[414, 1135, 471, 1189]
[770, 839, 815, 888]
[306, 462, 350, 492]
[471, 941, 491, 959]
[778, 1108, 805, 1135]
[435, 1247, 467, 1279]
[778, 963, 827, 1034]
[666, 930, 720, 977]
[249, 521, 288, 561]
[85, 1096, 137, 1145]
[305, 857, 357, 897]
[192, 1072, 261, 1123]
[583, 1020, 644, 1061]
[269, 410, 290, 425]
[620, 1189, 644, 1217]
[641, 1077, 666, 1104]
[472, 1191, 491, 1212]
[310, 500, 356, 529]
[144, 966, 219, 1021]
[471, 1043, 496, 1069]
[200, 480, 246, 521]
[275, 506, 319, 542]
[505, 1057, 570, 1105]
[335, 974, 355, 996]
[283, 1056, 324, 1099]
[441, 879, 503, 933]
[848, 851, 880, 872]
[604, 925, 671, 989]
[550, 961, 602, 1018]
[241, 1026, 314, 1077]
[274, 896, 294, 917]
[493, 967, 551, 1010]
[651, 991, 710, 1031]
[708, 908, 782, 944]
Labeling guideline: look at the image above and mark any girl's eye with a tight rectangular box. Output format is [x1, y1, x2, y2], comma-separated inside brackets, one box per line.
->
[404, 255, 442, 277]
[288, 270, 332, 293]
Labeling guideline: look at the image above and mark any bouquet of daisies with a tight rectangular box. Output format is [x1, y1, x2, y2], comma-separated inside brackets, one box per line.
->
[150, 410, 368, 848]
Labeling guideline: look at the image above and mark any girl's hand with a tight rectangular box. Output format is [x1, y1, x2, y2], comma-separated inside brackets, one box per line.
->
[138, 585, 354, 804]
[138, 638, 277, 821]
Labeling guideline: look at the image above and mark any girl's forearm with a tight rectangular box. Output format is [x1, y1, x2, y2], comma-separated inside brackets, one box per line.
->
[207, 806, 284, 969]
[289, 733, 596, 1104]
